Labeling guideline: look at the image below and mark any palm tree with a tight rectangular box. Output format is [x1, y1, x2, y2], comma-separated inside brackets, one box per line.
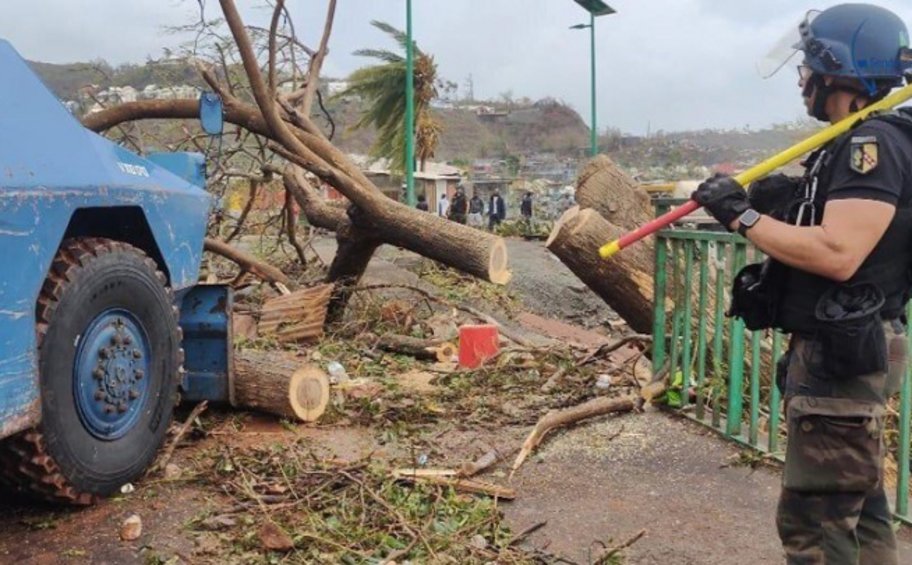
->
[339, 21, 441, 173]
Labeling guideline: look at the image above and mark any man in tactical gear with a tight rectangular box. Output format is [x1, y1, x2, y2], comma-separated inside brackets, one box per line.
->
[692, 4, 912, 563]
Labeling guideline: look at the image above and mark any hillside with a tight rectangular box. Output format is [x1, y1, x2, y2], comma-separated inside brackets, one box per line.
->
[29, 59, 202, 100]
[30, 57, 820, 180]
[316, 95, 590, 161]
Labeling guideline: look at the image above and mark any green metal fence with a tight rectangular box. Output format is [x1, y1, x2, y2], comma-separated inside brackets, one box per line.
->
[650, 198, 912, 524]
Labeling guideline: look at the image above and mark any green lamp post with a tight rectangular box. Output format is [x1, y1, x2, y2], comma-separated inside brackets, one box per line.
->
[570, 0, 616, 157]
[405, 0, 416, 206]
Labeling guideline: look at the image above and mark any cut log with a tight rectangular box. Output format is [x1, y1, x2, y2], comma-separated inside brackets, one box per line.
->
[575, 155, 653, 232]
[233, 350, 330, 422]
[547, 206, 655, 334]
[511, 395, 637, 476]
[376, 334, 445, 361]
[435, 342, 457, 363]
[259, 283, 333, 343]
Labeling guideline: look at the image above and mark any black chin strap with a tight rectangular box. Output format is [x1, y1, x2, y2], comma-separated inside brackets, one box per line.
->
[805, 74, 832, 121]
[805, 73, 879, 121]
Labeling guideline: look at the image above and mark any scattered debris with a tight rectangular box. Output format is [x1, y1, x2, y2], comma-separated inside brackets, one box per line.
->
[163, 463, 182, 480]
[120, 514, 142, 541]
[591, 529, 648, 564]
[156, 401, 209, 474]
[511, 395, 638, 476]
[392, 469, 516, 499]
[459, 447, 504, 478]
[258, 522, 294, 552]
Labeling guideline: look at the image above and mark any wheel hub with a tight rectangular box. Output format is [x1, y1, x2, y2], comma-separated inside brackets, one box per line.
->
[74, 309, 151, 440]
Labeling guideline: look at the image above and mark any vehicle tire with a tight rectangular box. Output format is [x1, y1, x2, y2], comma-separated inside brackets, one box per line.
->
[0, 237, 182, 504]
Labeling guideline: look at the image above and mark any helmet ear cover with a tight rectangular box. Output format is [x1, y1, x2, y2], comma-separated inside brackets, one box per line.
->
[804, 38, 843, 72]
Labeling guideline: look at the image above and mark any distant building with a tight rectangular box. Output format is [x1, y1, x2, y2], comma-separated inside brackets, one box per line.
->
[325, 80, 349, 97]
[343, 155, 464, 213]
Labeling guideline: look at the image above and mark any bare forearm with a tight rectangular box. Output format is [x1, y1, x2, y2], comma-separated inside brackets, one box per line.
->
[743, 216, 854, 281]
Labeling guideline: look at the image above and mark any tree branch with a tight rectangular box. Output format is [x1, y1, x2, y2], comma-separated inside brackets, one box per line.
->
[300, 0, 337, 117]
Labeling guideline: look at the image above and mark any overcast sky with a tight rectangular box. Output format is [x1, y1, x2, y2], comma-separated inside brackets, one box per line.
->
[3, 0, 912, 134]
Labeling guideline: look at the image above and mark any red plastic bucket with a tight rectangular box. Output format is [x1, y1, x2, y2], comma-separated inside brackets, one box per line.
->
[458, 324, 500, 369]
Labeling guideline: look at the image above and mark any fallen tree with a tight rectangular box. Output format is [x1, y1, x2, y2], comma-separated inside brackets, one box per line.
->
[82, 0, 511, 323]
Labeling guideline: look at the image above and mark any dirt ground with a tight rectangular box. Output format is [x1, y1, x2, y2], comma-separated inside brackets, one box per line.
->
[2, 237, 912, 564]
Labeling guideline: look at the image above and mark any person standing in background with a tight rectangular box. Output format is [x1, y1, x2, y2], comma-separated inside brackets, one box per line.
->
[438, 192, 449, 218]
[468, 192, 484, 227]
[488, 190, 506, 230]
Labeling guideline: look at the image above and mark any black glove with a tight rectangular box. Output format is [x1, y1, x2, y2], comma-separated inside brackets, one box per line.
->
[748, 174, 800, 219]
[692, 174, 749, 230]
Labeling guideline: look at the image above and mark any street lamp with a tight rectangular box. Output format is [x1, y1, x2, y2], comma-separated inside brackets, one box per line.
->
[405, 0, 416, 206]
[570, 0, 616, 157]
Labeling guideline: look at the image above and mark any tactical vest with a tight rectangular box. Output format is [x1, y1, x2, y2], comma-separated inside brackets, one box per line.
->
[776, 110, 912, 334]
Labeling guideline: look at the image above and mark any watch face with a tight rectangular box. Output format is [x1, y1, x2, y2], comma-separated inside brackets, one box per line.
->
[741, 209, 761, 227]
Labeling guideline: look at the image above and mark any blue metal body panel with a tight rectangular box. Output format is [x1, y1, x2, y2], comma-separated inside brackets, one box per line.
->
[146, 152, 207, 189]
[0, 39, 213, 437]
[178, 285, 233, 403]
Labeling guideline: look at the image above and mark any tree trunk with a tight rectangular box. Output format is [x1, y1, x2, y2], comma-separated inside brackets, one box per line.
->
[547, 206, 655, 334]
[282, 166, 511, 323]
[575, 155, 653, 232]
[233, 350, 329, 422]
[325, 219, 382, 323]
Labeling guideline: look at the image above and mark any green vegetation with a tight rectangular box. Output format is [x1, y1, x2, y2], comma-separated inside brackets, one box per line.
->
[337, 21, 441, 173]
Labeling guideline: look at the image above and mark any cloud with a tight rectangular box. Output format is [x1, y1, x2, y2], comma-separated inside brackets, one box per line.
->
[2, 0, 911, 134]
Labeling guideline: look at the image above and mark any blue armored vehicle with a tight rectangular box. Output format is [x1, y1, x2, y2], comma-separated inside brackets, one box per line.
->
[0, 40, 232, 503]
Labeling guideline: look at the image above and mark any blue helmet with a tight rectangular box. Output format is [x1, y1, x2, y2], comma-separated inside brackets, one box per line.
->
[797, 4, 912, 94]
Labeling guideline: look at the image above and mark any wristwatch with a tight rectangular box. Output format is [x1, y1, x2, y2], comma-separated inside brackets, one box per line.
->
[736, 209, 761, 236]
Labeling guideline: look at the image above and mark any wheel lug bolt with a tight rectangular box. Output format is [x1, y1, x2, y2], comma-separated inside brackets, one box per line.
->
[132, 349, 143, 359]
[134, 369, 144, 380]
[123, 335, 132, 345]
[117, 402, 128, 413]
[104, 404, 116, 414]
[94, 390, 105, 401]
[111, 334, 123, 346]
[99, 348, 110, 359]
[129, 389, 140, 400]
[93, 368, 105, 380]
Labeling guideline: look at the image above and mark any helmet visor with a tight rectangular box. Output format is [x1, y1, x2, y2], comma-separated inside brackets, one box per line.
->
[756, 10, 820, 79]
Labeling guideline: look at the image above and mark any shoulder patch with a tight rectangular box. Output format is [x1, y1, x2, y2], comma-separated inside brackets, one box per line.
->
[850, 136, 878, 174]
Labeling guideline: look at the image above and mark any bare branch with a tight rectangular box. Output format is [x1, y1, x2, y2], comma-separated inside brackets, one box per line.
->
[300, 0, 337, 117]
[267, 0, 285, 95]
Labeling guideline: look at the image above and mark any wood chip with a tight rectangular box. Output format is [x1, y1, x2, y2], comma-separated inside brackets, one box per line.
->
[120, 514, 142, 541]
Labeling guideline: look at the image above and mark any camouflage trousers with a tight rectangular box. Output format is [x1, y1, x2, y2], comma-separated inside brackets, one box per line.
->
[777, 320, 906, 564]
